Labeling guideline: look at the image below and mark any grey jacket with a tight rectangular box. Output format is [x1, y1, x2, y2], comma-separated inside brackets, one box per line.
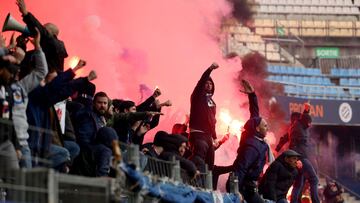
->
[11, 49, 48, 146]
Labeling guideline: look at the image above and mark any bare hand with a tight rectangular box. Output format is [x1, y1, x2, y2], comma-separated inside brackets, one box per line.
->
[30, 28, 41, 50]
[210, 62, 219, 70]
[213, 139, 220, 148]
[7, 33, 16, 49]
[16, 0, 28, 16]
[73, 59, 86, 72]
[160, 100, 172, 107]
[240, 79, 254, 94]
[2, 55, 17, 64]
[304, 102, 311, 112]
[153, 88, 161, 98]
[137, 123, 150, 135]
[87, 70, 97, 81]
[16, 149, 22, 160]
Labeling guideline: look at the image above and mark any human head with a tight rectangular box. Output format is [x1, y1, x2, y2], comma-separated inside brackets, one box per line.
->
[112, 99, 123, 114]
[282, 150, 301, 168]
[11, 47, 25, 65]
[118, 100, 136, 113]
[0, 59, 19, 84]
[93, 92, 109, 115]
[204, 79, 214, 94]
[44, 23, 59, 37]
[256, 118, 268, 136]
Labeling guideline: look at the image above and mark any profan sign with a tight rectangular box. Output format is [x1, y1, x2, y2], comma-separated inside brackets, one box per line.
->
[275, 96, 359, 126]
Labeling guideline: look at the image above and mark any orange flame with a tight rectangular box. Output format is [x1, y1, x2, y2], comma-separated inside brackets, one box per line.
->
[218, 108, 244, 141]
[68, 56, 80, 69]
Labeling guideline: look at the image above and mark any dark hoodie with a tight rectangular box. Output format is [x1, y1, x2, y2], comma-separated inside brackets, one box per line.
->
[259, 150, 300, 201]
[289, 111, 312, 158]
[160, 134, 197, 177]
[189, 67, 217, 139]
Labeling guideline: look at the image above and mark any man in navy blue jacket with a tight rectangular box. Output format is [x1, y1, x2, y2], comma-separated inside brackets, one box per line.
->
[228, 80, 269, 203]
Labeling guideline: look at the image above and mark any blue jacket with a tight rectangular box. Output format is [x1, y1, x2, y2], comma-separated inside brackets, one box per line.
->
[232, 92, 268, 188]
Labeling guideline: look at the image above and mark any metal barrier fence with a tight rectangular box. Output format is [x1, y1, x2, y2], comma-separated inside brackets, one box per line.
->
[0, 119, 240, 202]
[0, 168, 112, 203]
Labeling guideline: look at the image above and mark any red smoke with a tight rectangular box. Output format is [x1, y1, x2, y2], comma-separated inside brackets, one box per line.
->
[1, 0, 261, 191]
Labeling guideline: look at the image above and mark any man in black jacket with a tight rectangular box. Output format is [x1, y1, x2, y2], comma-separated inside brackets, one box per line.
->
[189, 63, 219, 172]
[17, 0, 68, 72]
[289, 103, 320, 203]
[259, 150, 301, 203]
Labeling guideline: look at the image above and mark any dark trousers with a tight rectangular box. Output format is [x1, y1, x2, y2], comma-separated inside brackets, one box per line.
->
[291, 158, 320, 203]
[189, 131, 214, 172]
[212, 165, 233, 190]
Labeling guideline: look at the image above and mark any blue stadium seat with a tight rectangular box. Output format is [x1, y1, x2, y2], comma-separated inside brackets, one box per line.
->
[315, 77, 322, 85]
[339, 78, 349, 86]
[280, 66, 288, 74]
[357, 69, 360, 76]
[267, 75, 275, 81]
[349, 69, 357, 76]
[295, 76, 302, 84]
[303, 77, 310, 84]
[274, 75, 282, 81]
[313, 68, 322, 76]
[339, 69, 349, 76]
[289, 76, 296, 83]
[322, 78, 331, 85]
[267, 66, 274, 73]
[349, 78, 357, 86]
[287, 66, 295, 75]
[281, 75, 289, 82]
[293, 67, 302, 75]
[330, 68, 339, 76]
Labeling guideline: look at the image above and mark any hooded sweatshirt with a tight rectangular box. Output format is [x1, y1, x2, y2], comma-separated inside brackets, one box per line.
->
[160, 134, 197, 177]
[11, 49, 48, 146]
[189, 67, 217, 139]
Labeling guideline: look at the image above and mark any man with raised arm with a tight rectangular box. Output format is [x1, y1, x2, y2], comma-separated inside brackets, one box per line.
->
[229, 80, 270, 203]
[189, 63, 219, 172]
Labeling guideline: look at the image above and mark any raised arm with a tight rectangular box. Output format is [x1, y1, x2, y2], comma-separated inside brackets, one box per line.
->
[240, 80, 259, 118]
[191, 63, 219, 99]
[19, 28, 48, 93]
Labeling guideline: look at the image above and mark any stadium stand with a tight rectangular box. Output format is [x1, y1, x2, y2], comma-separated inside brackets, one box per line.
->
[223, 1, 360, 201]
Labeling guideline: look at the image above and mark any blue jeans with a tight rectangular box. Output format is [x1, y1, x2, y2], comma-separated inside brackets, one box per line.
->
[48, 144, 70, 169]
[19, 145, 32, 168]
[64, 141, 80, 162]
[290, 158, 320, 203]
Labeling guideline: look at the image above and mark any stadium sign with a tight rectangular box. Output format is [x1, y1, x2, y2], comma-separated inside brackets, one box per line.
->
[315, 47, 340, 58]
[275, 96, 359, 125]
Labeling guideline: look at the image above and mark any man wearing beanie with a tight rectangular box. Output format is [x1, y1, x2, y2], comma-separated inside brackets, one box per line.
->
[227, 80, 269, 203]
[289, 103, 320, 203]
[189, 62, 219, 172]
[143, 131, 169, 158]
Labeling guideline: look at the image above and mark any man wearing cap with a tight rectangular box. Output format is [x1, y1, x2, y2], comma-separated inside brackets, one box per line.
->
[259, 150, 301, 203]
[289, 103, 320, 203]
